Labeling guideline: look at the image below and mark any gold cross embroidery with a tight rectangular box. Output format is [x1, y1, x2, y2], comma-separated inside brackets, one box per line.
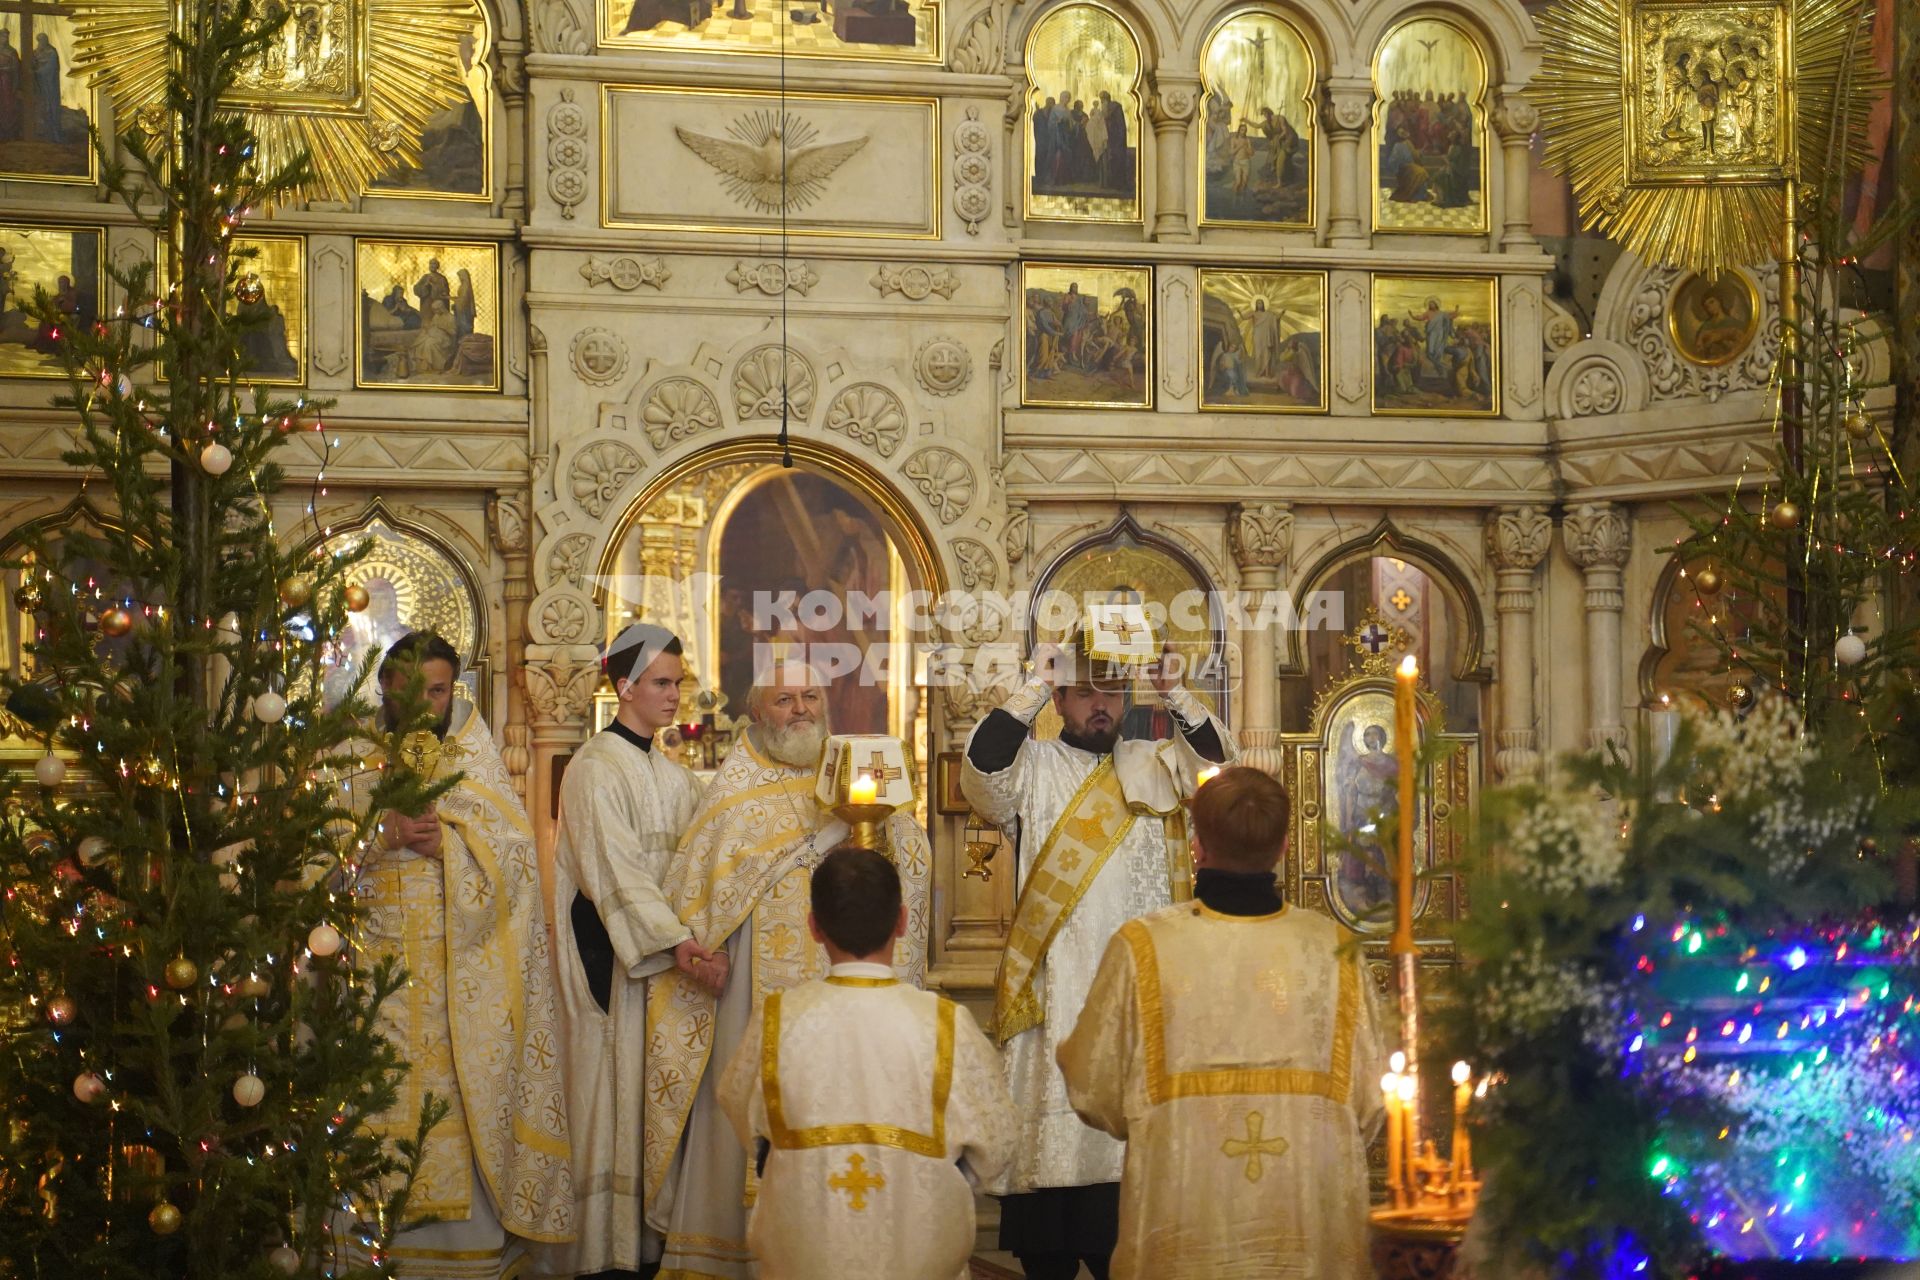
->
[1222, 1111, 1289, 1183]
[1254, 968, 1290, 1015]
[866, 751, 903, 785]
[1103, 617, 1141, 644]
[1063, 803, 1113, 847]
[828, 1153, 885, 1211]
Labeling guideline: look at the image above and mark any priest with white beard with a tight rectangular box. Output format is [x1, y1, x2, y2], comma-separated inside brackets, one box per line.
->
[642, 659, 933, 1280]
[961, 629, 1236, 1280]
[537, 623, 716, 1280]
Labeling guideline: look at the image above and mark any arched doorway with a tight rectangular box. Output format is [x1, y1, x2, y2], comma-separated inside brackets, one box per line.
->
[593, 440, 946, 804]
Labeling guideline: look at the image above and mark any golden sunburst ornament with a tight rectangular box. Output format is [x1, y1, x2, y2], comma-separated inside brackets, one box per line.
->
[1531, 0, 1880, 276]
[67, 0, 474, 203]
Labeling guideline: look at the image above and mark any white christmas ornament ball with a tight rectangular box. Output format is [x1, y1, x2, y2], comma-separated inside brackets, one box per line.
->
[200, 442, 233, 476]
[307, 923, 343, 958]
[267, 1246, 300, 1275]
[77, 836, 110, 867]
[231, 1073, 266, 1108]
[1835, 633, 1867, 666]
[33, 754, 65, 786]
[72, 1071, 106, 1103]
[253, 691, 287, 724]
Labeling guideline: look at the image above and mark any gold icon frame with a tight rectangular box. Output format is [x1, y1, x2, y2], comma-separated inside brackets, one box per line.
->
[1369, 13, 1492, 236]
[1196, 9, 1319, 231]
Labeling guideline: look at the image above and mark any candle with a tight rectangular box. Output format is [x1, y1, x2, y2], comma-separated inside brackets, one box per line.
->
[1450, 1060, 1473, 1194]
[848, 773, 879, 806]
[1396, 1072, 1419, 1204]
[1648, 693, 1679, 774]
[1392, 656, 1418, 958]
[1196, 766, 1221, 788]
[1382, 1071, 1403, 1206]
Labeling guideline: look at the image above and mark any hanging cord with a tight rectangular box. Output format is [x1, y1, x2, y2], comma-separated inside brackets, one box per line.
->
[777, 6, 793, 468]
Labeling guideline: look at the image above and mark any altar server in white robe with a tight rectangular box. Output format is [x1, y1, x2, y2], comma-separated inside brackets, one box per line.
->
[1058, 766, 1387, 1280]
[718, 847, 1015, 1280]
[643, 659, 933, 1280]
[540, 623, 717, 1280]
[960, 625, 1235, 1280]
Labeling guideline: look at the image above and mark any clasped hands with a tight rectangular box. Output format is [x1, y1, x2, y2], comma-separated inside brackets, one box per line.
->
[380, 806, 444, 858]
[674, 937, 730, 996]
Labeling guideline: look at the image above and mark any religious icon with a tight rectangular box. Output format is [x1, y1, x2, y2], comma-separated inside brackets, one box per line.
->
[1667, 270, 1760, 367]
[1370, 273, 1499, 417]
[369, 0, 490, 199]
[1370, 16, 1489, 235]
[598, 0, 940, 63]
[1330, 694, 1400, 922]
[1625, 2, 1786, 184]
[1198, 269, 1326, 412]
[354, 239, 498, 390]
[0, 225, 100, 379]
[0, 5, 95, 183]
[228, 236, 305, 384]
[1198, 12, 1316, 229]
[1023, 2, 1143, 224]
[1021, 262, 1153, 409]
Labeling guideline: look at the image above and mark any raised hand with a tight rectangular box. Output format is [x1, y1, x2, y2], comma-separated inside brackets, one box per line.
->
[1030, 641, 1067, 688]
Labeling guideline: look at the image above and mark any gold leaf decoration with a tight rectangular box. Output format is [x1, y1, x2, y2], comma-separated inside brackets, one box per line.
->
[67, 0, 474, 204]
[1531, 0, 1883, 277]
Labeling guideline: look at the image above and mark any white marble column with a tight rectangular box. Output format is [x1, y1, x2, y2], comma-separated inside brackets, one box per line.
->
[1230, 502, 1294, 777]
[489, 492, 533, 805]
[1320, 82, 1373, 247]
[938, 673, 1012, 964]
[523, 642, 602, 927]
[1563, 503, 1632, 755]
[1493, 94, 1540, 252]
[1486, 505, 1552, 779]
[1148, 76, 1198, 242]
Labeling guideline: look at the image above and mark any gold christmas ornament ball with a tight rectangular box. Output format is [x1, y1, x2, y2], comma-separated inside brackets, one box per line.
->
[1728, 682, 1755, 710]
[164, 956, 199, 990]
[46, 995, 77, 1026]
[1769, 501, 1801, 531]
[236, 973, 271, 999]
[1693, 568, 1722, 596]
[13, 577, 43, 612]
[148, 1202, 183, 1235]
[344, 583, 371, 613]
[98, 606, 135, 638]
[277, 575, 314, 608]
[1844, 410, 1874, 441]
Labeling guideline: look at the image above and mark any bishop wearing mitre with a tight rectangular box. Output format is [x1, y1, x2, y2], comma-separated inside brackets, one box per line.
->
[961, 615, 1235, 1280]
[643, 657, 933, 1280]
[352, 632, 574, 1278]
[1057, 766, 1387, 1279]
[539, 623, 714, 1280]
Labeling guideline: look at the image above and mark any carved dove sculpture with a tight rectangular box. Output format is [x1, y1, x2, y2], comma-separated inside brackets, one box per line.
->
[674, 124, 871, 213]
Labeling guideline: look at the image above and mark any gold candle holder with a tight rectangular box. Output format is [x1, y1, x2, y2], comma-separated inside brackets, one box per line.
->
[832, 771, 896, 857]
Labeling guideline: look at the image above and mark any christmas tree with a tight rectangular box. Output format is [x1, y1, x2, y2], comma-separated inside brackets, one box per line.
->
[0, 3, 444, 1276]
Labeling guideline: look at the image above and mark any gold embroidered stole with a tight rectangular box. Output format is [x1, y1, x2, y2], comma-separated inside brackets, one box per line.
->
[992, 756, 1137, 1044]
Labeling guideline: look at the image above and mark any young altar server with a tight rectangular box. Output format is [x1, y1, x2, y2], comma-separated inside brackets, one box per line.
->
[718, 847, 1016, 1280]
[1057, 766, 1388, 1280]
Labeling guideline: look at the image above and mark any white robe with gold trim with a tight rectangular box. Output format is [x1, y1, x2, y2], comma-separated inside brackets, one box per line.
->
[960, 681, 1236, 1193]
[716, 962, 1016, 1280]
[537, 728, 705, 1277]
[643, 733, 932, 1280]
[1057, 903, 1387, 1280]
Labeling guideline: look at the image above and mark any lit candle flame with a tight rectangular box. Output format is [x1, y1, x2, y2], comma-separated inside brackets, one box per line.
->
[1398, 654, 1419, 680]
[848, 773, 879, 806]
[1451, 1061, 1471, 1086]
[1196, 766, 1221, 787]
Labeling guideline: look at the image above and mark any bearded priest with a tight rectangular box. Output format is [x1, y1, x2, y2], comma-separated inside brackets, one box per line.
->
[961, 623, 1236, 1280]
[642, 657, 933, 1280]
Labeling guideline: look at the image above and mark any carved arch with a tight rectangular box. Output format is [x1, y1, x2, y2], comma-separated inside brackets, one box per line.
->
[1348, 0, 1539, 87]
[1283, 516, 1489, 682]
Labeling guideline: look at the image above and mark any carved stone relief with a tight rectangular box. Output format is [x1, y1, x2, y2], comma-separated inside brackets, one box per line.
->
[1002, 506, 1030, 564]
[726, 259, 819, 296]
[1487, 505, 1553, 571]
[523, 654, 601, 725]
[733, 346, 817, 422]
[951, 537, 998, 590]
[870, 264, 960, 301]
[547, 532, 594, 589]
[1560, 354, 1626, 418]
[488, 491, 530, 557]
[530, 0, 592, 55]
[676, 114, 869, 214]
[951, 106, 993, 236]
[545, 88, 589, 221]
[570, 328, 629, 387]
[823, 383, 908, 457]
[901, 448, 976, 525]
[580, 256, 671, 292]
[570, 441, 643, 519]
[1629, 262, 1780, 403]
[1505, 283, 1542, 410]
[1333, 277, 1368, 405]
[913, 337, 973, 397]
[531, 588, 596, 646]
[949, 8, 997, 74]
[1230, 502, 1294, 571]
[641, 378, 724, 451]
[1543, 294, 1583, 359]
[1159, 273, 1193, 400]
[309, 242, 350, 378]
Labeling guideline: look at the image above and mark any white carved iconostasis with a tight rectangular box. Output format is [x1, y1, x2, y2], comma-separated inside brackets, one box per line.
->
[0, 0, 1898, 1008]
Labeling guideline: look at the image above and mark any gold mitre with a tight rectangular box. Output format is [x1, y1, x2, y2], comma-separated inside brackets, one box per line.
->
[814, 735, 915, 809]
[1063, 602, 1156, 691]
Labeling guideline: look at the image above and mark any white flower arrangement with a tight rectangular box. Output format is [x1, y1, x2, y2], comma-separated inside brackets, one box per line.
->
[1507, 797, 1626, 895]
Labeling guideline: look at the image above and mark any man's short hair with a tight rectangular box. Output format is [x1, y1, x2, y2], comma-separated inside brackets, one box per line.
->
[603, 627, 683, 688]
[380, 630, 462, 683]
[1191, 766, 1291, 872]
[810, 846, 903, 957]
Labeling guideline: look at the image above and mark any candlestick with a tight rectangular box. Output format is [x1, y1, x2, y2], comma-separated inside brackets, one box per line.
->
[1382, 1071, 1404, 1207]
[1449, 1061, 1472, 1195]
[1392, 655, 1418, 957]
[1396, 1072, 1419, 1204]
[1648, 693, 1679, 779]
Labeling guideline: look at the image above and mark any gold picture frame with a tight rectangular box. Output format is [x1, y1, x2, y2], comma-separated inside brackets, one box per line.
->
[1020, 261, 1154, 410]
[1369, 273, 1500, 418]
[1022, 1, 1144, 225]
[0, 7, 98, 184]
[1370, 14, 1491, 235]
[1622, 1, 1789, 187]
[1666, 270, 1761, 367]
[1197, 10, 1318, 230]
[0, 225, 102, 380]
[1198, 268, 1327, 413]
[597, 0, 942, 64]
[228, 234, 307, 386]
[353, 238, 500, 392]
[368, 0, 493, 202]
[601, 84, 940, 240]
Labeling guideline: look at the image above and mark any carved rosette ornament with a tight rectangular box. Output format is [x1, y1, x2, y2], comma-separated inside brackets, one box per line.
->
[580, 256, 671, 292]
[570, 441, 643, 519]
[902, 448, 976, 525]
[546, 88, 589, 220]
[733, 347, 817, 422]
[727, 260, 819, 296]
[641, 378, 723, 451]
[1230, 502, 1295, 572]
[870, 264, 960, 301]
[570, 328, 629, 386]
[952, 106, 994, 236]
[914, 337, 973, 397]
[823, 384, 908, 457]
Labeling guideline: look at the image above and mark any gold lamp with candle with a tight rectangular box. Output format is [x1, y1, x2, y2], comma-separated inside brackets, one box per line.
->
[814, 734, 914, 858]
